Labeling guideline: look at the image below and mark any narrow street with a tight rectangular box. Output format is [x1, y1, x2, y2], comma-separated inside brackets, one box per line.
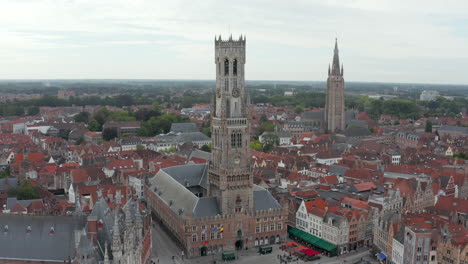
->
[151, 222, 185, 264]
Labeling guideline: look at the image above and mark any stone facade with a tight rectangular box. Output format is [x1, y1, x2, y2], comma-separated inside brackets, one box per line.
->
[145, 35, 287, 258]
[403, 226, 437, 264]
[210, 35, 252, 215]
[325, 39, 345, 132]
[437, 237, 468, 264]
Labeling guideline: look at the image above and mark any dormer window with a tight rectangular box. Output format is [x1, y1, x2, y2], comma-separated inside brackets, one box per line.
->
[26, 225, 32, 234]
[98, 220, 104, 229]
[3, 225, 8, 233]
[49, 227, 55, 235]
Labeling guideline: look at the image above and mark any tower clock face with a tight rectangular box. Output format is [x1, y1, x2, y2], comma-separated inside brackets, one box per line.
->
[232, 88, 240, 98]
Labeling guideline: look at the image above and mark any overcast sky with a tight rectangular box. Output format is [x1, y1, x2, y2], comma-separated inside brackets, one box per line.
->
[1, 0, 467, 84]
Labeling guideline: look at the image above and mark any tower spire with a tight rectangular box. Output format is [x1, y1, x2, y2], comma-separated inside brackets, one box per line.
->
[332, 38, 340, 76]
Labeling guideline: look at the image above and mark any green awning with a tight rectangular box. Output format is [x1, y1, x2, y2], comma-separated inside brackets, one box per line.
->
[288, 227, 337, 253]
[222, 252, 236, 260]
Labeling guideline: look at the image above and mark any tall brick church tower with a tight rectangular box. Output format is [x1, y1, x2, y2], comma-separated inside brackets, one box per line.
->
[325, 38, 345, 132]
[209, 35, 254, 215]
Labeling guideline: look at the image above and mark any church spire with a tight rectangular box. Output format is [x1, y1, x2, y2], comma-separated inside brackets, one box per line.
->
[332, 38, 341, 76]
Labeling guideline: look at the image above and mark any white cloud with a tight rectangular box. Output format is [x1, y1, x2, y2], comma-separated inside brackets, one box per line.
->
[0, 0, 467, 83]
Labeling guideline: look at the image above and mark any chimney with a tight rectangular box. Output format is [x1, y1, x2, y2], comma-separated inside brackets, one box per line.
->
[87, 215, 98, 243]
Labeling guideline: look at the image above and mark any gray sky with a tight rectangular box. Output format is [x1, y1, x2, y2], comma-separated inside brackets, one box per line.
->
[1, 0, 467, 84]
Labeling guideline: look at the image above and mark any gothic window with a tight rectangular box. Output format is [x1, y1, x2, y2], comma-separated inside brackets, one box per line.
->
[224, 59, 229, 75]
[225, 79, 229, 91]
[231, 131, 242, 148]
[233, 59, 237, 75]
[231, 133, 236, 148]
[233, 78, 237, 89]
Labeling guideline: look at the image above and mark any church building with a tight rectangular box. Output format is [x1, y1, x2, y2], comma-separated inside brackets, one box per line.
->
[145, 35, 288, 258]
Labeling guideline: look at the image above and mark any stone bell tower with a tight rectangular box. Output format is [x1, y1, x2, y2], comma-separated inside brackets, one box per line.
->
[208, 35, 253, 215]
[325, 38, 345, 132]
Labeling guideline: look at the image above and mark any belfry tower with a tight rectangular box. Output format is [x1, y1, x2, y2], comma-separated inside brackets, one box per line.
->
[325, 38, 345, 132]
[208, 35, 253, 215]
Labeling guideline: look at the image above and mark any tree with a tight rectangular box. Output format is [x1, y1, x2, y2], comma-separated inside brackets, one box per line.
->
[161, 146, 176, 153]
[102, 127, 118, 141]
[74, 111, 90, 123]
[250, 140, 262, 150]
[27, 106, 40, 116]
[58, 129, 71, 140]
[425, 121, 433, 133]
[201, 144, 211, 152]
[258, 121, 275, 136]
[8, 180, 40, 200]
[294, 105, 304, 114]
[136, 144, 146, 150]
[262, 134, 279, 146]
[260, 114, 268, 123]
[76, 137, 84, 145]
[88, 119, 101, 131]
[453, 153, 468, 160]
[0, 166, 10, 179]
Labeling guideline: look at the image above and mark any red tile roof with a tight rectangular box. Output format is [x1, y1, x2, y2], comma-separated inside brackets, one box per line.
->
[353, 181, 377, 192]
[341, 197, 369, 210]
[320, 175, 339, 185]
[435, 196, 468, 214]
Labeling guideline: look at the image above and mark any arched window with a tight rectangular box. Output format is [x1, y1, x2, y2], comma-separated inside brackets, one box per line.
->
[233, 59, 238, 75]
[231, 132, 236, 148]
[224, 59, 229, 75]
[237, 132, 242, 148]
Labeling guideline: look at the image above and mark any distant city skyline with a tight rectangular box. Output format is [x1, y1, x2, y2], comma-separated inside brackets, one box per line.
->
[1, 0, 468, 84]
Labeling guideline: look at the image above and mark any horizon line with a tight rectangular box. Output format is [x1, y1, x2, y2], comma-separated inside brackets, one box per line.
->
[0, 78, 467, 87]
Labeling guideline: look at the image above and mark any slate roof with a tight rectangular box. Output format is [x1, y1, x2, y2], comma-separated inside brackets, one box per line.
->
[253, 185, 282, 211]
[6, 197, 43, 210]
[302, 111, 324, 120]
[0, 215, 86, 262]
[0, 178, 18, 190]
[346, 119, 368, 128]
[170, 123, 198, 133]
[148, 164, 282, 218]
[148, 166, 202, 217]
[188, 149, 211, 161]
[162, 163, 208, 189]
[156, 132, 210, 144]
[439, 125, 468, 134]
[193, 197, 220, 218]
[177, 132, 210, 142]
[329, 165, 349, 176]
[345, 127, 370, 137]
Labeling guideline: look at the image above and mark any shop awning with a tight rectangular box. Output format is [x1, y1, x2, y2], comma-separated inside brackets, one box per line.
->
[222, 252, 236, 260]
[378, 253, 387, 260]
[288, 227, 337, 253]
